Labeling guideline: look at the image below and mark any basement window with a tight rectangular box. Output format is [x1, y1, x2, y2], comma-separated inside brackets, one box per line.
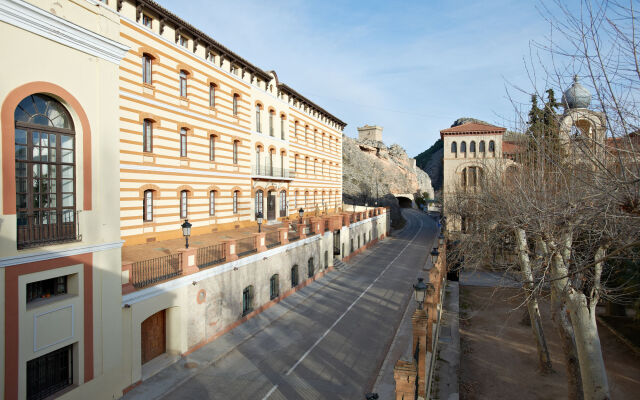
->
[27, 276, 68, 304]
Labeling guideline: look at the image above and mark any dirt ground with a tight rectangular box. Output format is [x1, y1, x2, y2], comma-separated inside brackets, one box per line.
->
[459, 286, 640, 400]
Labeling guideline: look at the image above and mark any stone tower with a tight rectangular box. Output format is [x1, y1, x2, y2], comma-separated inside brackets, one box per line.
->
[357, 125, 383, 142]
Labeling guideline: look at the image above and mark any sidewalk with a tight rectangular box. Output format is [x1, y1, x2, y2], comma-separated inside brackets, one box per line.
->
[434, 282, 460, 400]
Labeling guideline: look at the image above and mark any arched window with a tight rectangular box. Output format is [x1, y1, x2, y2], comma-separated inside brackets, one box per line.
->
[304, 192, 308, 208]
[294, 120, 298, 138]
[233, 94, 239, 116]
[180, 190, 188, 218]
[470, 141, 476, 153]
[233, 140, 239, 164]
[460, 141, 467, 153]
[209, 135, 215, 161]
[233, 190, 239, 214]
[294, 191, 298, 208]
[209, 190, 216, 216]
[280, 190, 287, 216]
[305, 157, 309, 174]
[209, 83, 216, 108]
[489, 140, 495, 153]
[14, 94, 76, 248]
[308, 257, 314, 278]
[294, 154, 298, 172]
[180, 128, 187, 157]
[143, 190, 153, 221]
[179, 70, 188, 97]
[142, 54, 153, 84]
[305, 125, 309, 142]
[269, 110, 274, 136]
[479, 141, 486, 153]
[269, 149, 274, 176]
[255, 190, 264, 215]
[255, 146, 262, 173]
[281, 115, 286, 140]
[255, 104, 262, 133]
[291, 265, 299, 287]
[242, 285, 254, 315]
[143, 119, 153, 152]
[270, 274, 279, 300]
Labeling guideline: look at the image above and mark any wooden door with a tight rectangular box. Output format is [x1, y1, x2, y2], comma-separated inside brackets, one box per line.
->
[141, 309, 166, 364]
[267, 191, 276, 220]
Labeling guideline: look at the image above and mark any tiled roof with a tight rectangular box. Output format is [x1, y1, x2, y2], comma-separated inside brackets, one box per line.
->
[502, 141, 522, 153]
[440, 122, 506, 135]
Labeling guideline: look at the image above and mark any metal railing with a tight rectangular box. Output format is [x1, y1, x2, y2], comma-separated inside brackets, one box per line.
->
[131, 254, 182, 288]
[251, 164, 295, 179]
[17, 210, 81, 249]
[265, 230, 281, 249]
[237, 236, 257, 257]
[197, 243, 226, 269]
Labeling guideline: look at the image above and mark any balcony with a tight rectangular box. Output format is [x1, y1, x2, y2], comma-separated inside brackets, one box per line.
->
[17, 211, 81, 250]
[251, 164, 295, 180]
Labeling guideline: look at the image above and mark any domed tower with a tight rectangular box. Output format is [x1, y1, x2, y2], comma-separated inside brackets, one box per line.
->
[559, 75, 606, 154]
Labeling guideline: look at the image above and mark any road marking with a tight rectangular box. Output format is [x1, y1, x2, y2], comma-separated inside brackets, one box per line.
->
[261, 217, 425, 400]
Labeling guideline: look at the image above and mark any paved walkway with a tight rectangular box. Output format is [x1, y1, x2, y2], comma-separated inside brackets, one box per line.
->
[123, 209, 437, 400]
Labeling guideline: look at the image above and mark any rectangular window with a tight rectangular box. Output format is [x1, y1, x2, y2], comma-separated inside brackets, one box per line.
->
[209, 135, 215, 161]
[242, 286, 253, 315]
[26, 276, 67, 303]
[142, 14, 152, 28]
[270, 275, 279, 300]
[143, 120, 152, 152]
[180, 128, 187, 157]
[142, 55, 152, 84]
[179, 35, 188, 48]
[180, 190, 187, 218]
[179, 71, 187, 97]
[209, 191, 215, 216]
[143, 190, 153, 221]
[27, 344, 73, 400]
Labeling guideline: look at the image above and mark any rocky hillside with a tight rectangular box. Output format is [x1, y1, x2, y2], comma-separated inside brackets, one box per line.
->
[342, 134, 434, 226]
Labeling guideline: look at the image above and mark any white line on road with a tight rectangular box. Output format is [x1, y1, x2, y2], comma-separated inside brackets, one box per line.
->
[261, 217, 425, 400]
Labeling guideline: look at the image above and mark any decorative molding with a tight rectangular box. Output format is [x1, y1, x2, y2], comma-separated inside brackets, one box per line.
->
[120, 162, 251, 179]
[0, 0, 129, 65]
[0, 240, 124, 268]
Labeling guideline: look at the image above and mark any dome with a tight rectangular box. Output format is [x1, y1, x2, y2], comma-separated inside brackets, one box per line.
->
[562, 75, 591, 109]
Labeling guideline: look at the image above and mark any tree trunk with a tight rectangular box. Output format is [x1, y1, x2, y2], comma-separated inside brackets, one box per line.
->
[550, 244, 610, 400]
[515, 229, 553, 374]
[551, 288, 584, 400]
[566, 292, 610, 400]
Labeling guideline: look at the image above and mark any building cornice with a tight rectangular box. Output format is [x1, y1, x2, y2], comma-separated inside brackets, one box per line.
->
[0, 240, 124, 268]
[0, 0, 129, 64]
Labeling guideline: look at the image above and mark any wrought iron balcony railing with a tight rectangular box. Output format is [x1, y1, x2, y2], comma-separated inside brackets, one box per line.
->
[251, 164, 295, 179]
[17, 210, 81, 249]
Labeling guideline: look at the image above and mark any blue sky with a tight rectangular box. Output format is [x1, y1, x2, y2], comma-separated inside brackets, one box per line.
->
[160, 0, 555, 156]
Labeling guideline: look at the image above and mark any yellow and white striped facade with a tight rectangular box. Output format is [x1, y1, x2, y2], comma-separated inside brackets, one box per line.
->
[112, 0, 345, 245]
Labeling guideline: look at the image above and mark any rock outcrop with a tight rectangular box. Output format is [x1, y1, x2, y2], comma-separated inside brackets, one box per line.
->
[342, 133, 434, 226]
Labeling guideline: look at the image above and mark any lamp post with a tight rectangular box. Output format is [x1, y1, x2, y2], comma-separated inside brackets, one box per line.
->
[298, 207, 304, 224]
[413, 277, 427, 309]
[256, 211, 263, 233]
[181, 219, 192, 249]
[430, 247, 440, 265]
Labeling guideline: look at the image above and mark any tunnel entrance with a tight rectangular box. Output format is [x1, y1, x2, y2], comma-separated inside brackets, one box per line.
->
[397, 196, 413, 208]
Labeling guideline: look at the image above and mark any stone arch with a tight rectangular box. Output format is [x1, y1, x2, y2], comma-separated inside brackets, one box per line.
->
[138, 184, 161, 198]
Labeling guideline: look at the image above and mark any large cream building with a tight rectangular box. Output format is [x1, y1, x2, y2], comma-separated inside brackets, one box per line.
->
[0, 0, 349, 398]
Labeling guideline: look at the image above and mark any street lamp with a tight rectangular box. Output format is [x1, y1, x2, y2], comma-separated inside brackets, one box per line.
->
[413, 277, 427, 309]
[181, 219, 192, 249]
[438, 232, 445, 246]
[256, 211, 263, 233]
[430, 247, 440, 265]
[298, 207, 304, 224]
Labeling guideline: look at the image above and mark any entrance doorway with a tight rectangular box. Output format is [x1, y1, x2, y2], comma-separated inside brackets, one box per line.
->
[333, 230, 341, 256]
[267, 191, 276, 220]
[141, 310, 166, 364]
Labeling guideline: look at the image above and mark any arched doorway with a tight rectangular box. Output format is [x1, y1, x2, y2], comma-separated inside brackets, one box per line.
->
[141, 309, 166, 364]
[267, 190, 276, 221]
[14, 94, 77, 248]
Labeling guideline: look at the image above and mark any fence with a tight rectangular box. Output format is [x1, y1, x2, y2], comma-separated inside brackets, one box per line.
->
[130, 254, 182, 288]
[237, 236, 257, 257]
[197, 243, 226, 269]
[265, 230, 281, 249]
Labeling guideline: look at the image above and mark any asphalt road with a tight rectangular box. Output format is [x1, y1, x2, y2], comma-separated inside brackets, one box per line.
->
[161, 209, 438, 400]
